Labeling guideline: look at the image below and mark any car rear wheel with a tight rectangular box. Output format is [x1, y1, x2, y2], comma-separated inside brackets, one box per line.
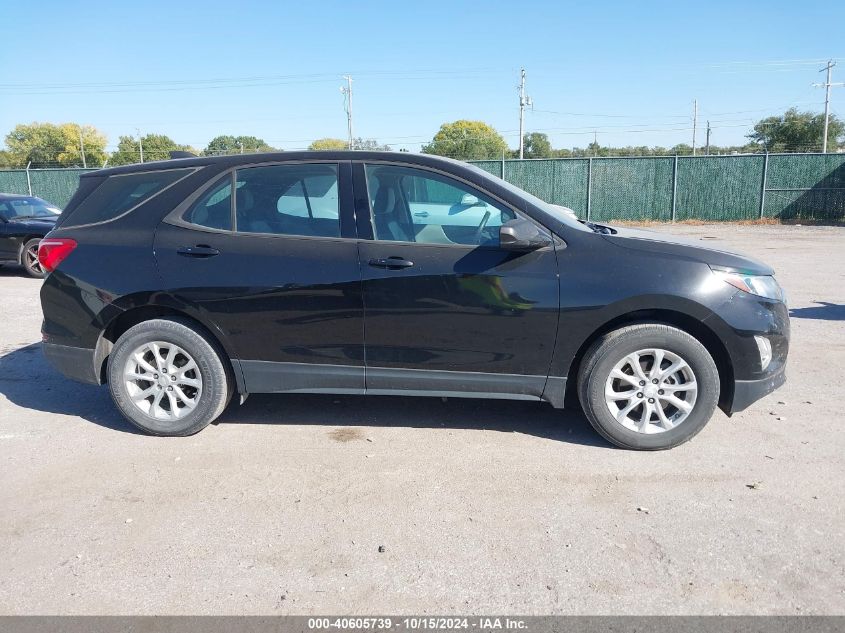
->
[577, 323, 720, 450]
[107, 318, 231, 436]
[22, 238, 45, 278]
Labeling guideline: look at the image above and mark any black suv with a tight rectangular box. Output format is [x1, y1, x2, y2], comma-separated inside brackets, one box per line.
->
[39, 152, 788, 449]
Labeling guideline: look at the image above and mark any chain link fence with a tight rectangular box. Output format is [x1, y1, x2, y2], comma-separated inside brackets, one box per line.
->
[0, 168, 96, 209]
[472, 153, 845, 221]
[1, 154, 844, 220]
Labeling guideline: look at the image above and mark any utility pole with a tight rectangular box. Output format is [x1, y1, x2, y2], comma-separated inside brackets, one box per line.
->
[705, 120, 711, 156]
[341, 75, 354, 150]
[813, 60, 844, 153]
[79, 125, 87, 168]
[518, 68, 532, 159]
[692, 99, 698, 156]
[136, 128, 144, 163]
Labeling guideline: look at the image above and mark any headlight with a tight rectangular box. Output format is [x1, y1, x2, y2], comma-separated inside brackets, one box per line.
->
[711, 268, 784, 302]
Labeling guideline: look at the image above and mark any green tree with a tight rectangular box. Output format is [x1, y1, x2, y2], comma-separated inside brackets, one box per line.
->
[422, 120, 509, 160]
[5, 123, 65, 167]
[204, 135, 275, 156]
[57, 124, 108, 167]
[522, 132, 553, 158]
[308, 138, 349, 151]
[4, 122, 108, 168]
[352, 137, 391, 151]
[109, 133, 193, 166]
[0, 150, 15, 168]
[748, 108, 843, 152]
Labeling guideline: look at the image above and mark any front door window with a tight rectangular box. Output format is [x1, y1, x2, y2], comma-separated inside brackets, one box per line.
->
[364, 164, 515, 247]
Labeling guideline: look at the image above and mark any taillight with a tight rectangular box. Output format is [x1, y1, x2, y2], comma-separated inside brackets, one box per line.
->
[37, 238, 77, 273]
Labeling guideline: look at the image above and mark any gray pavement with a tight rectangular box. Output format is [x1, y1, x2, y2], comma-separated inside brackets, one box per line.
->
[0, 224, 843, 614]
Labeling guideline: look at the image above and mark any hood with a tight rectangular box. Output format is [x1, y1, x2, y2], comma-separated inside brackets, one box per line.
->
[602, 225, 774, 275]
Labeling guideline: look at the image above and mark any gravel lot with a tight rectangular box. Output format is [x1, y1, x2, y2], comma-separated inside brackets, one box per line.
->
[0, 224, 843, 615]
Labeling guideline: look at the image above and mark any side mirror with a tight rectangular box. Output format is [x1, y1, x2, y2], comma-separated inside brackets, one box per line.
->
[499, 218, 552, 251]
[460, 193, 481, 206]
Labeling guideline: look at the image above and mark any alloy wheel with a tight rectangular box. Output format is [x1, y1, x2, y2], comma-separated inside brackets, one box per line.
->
[123, 341, 203, 420]
[604, 348, 698, 434]
[25, 244, 43, 275]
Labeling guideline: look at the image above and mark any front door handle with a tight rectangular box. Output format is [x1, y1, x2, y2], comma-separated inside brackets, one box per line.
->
[177, 245, 220, 258]
[368, 256, 414, 269]
[413, 211, 429, 218]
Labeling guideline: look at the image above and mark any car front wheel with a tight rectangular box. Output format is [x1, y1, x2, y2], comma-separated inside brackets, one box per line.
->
[107, 318, 232, 436]
[577, 323, 720, 450]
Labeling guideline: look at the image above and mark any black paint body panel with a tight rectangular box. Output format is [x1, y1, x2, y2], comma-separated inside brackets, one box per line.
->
[39, 151, 789, 415]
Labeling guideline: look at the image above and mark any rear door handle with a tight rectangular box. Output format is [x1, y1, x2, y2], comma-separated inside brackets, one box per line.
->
[177, 245, 220, 258]
[413, 211, 429, 218]
[368, 256, 414, 269]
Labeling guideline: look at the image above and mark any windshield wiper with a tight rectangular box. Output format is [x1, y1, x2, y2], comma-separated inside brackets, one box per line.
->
[9, 214, 52, 221]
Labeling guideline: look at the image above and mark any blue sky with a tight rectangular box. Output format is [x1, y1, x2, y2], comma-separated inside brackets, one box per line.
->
[1, 0, 843, 155]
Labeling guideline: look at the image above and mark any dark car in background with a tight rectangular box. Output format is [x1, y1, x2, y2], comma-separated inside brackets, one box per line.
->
[38, 151, 789, 449]
[0, 194, 62, 277]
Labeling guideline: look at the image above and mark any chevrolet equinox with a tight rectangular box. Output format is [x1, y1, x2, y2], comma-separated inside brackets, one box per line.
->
[39, 151, 789, 449]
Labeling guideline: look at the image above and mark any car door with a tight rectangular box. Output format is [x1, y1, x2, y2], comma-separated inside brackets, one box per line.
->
[0, 204, 14, 260]
[154, 161, 365, 394]
[355, 162, 560, 399]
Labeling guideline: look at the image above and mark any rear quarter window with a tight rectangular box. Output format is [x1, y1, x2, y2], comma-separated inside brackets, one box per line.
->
[61, 168, 194, 227]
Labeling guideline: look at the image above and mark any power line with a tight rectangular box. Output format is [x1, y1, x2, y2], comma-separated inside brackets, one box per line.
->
[0, 69, 505, 96]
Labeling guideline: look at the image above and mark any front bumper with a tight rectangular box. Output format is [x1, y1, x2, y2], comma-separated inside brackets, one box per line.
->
[42, 342, 100, 385]
[728, 364, 786, 414]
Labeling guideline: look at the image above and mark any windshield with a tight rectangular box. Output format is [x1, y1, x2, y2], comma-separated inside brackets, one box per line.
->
[1, 197, 61, 219]
[462, 163, 592, 233]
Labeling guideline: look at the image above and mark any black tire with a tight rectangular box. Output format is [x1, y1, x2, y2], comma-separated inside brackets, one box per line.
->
[21, 238, 45, 278]
[577, 323, 720, 450]
[107, 318, 232, 436]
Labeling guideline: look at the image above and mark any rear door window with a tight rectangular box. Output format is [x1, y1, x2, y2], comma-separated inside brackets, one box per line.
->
[234, 164, 340, 238]
[62, 168, 194, 227]
[182, 175, 233, 231]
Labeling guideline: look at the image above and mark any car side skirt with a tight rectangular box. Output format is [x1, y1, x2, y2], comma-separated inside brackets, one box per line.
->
[237, 360, 568, 408]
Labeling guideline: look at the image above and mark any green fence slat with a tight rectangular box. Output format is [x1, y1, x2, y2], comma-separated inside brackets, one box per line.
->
[763, 154, 845, 220]
[0, 168, 97, 208]
[0, 171, 30, 197]
[674, 156, 764, 221]
[590, 157, 674, 221]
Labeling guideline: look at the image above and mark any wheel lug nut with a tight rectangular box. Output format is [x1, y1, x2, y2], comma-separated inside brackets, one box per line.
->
[154, 374, 159, 379]
[637, 392, 643, 398]
[639, 381, 645, 386]
[167, 386, 173, 391]
[658, 389, 664, 395]
[648, 398, 655, 403]
[652, 378, 658, 384]
[170, 375, 176, 381]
